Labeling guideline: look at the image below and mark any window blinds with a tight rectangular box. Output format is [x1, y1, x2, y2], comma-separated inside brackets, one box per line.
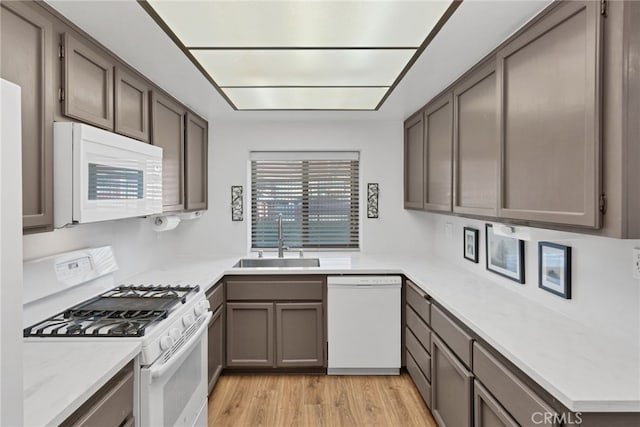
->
[251, 154, 359, 249]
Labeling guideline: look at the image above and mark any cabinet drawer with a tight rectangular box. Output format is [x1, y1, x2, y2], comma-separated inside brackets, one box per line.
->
[406, 327, 431, 381]
[406, 306, 431, 352]
[226, 277, 323, 301]
[406, 350, 432, 409]
[473, 343, 559, 427]
[61, 363, 134, 427]
[406, 280, 430, 324]
[431, 304, 473, 367]
[207, 282, 224, 312]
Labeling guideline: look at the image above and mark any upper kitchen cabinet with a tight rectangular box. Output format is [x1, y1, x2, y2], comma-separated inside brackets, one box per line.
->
[453, 61, 498, 217]
[1, 1, 54, 232]
[114, 67, 149, 143]
[424, 93, 453, 212]
[404, 112, 425, 210]
[496, 0, 602, 228]
[150, 90, 186, 212]
[185, 112, 208, 211]
[62, 32, 115, 130]
[600, 0, 640, 239]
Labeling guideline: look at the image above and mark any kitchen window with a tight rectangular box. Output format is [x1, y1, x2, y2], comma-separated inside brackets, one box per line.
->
[251, 152, 360, 250]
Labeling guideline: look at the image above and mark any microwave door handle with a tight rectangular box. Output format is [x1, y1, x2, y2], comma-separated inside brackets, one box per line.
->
[150, 311, 212, 380]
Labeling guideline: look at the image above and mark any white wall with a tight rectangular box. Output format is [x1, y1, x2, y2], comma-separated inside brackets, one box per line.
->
[23, 218, 174, 282]
[169, 119, 433, 256]
[1, 79, 23, 426]
[423, 213, 640, 343]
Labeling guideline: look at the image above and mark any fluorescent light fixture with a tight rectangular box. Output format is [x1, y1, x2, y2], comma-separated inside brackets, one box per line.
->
[142, 0, 457, 110]
[191, 49, 415, 87]
[224, 87, 388, 110]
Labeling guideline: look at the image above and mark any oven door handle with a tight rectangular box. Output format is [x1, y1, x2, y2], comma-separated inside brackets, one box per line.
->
[150, 311, 212, 380]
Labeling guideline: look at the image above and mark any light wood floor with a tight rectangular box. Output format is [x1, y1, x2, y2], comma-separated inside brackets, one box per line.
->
[208, 373, 437, 427]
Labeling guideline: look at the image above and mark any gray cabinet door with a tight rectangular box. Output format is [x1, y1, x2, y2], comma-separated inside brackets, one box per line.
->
[275, 302, 324, 367]
[404, 112, 425, 209]
[424, 93, 453, 212]
[1, 1, 54, 232]
[185, 112, 208, 211]
[62, 32, 114, 130]
[497, 1, 602, 227]
[474, 380, 518, 427]
[60, 363, 134, 427]
[150, 91, 186, 212]
[114, 67, 149, 142]
[207, 305, 224, 394]
[453, 61, 498, 217]
[226, 302, 274, 367]
[431, 334, 473, 427]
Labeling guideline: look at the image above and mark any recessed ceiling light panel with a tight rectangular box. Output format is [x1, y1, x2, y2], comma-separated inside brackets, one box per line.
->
[146, 1, 454, 48]
[191, 49, 415, 87]
[224, 87, 389, 110]
[142, 0, 458, 110]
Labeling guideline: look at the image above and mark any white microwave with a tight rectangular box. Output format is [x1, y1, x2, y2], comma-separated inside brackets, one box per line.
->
[54, 122, 163, 228]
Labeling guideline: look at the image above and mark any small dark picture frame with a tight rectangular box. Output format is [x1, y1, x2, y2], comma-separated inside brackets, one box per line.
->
[485, 224, 525, 284]
[538, 242, 571, 299]
[463, 227, 479, 263]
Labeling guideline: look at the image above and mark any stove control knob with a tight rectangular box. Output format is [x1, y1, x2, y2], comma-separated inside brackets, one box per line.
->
[169, 328, 181, 342]
[160, 335, 174, 351]
[183, 314, 195, 327]
[194, 300, 210, 316]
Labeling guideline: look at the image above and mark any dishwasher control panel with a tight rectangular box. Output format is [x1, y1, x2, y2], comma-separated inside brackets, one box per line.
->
[327, 275, 402, 286]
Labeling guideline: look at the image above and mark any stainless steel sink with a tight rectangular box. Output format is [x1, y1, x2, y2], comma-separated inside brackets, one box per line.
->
[233, 258, 320, 268]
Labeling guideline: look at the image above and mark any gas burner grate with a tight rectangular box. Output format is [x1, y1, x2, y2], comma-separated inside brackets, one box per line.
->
[105, 285, 200, 301]
[24, 309, 168, 337]
[23, 284, 200, 338]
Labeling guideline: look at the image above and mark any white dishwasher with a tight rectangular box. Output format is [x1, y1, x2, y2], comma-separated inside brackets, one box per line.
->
[327, 275, 402, 375]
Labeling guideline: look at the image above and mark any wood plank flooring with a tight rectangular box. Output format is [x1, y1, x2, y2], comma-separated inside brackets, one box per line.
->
[208, 373, 437, 427]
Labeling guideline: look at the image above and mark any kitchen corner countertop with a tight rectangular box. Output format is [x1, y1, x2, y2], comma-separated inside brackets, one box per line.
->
[23, 341, 140, 427]
[133, 251, 640, 413]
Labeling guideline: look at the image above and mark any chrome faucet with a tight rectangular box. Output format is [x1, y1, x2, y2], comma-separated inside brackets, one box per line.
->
[277, 214, 288, 258]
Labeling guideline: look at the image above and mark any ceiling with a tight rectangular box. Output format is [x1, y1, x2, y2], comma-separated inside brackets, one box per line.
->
[141, 0, 457, 111]
[45, 0, 551, 121]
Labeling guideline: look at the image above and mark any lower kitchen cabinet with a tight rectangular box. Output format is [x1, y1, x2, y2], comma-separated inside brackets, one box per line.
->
[59, 362, 134, 427]
[225, 276, 326, 370]
[473, 342, 559, 427]
[226, 302, 274, 367]
[207, 282, 224, 393]
[207, 305, 224, 394]
[276, 302, 323, 367]
[406, 349, 432, 409]
[431, 334, 473, 427]
[474, 380, 518, 427]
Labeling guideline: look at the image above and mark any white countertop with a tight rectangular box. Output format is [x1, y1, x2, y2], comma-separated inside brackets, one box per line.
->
[23, 341, 140, 427]
[134, 251, 640, 413]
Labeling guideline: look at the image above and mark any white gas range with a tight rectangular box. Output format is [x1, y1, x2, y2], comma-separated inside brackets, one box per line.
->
[23, 246, 211, 427]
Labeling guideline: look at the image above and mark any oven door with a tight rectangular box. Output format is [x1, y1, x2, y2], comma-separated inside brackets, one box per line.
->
[140, 312, 211, 427]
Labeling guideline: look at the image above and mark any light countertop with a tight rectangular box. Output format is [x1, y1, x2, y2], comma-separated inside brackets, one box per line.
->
[128, 251, 640, 413]
[23, 341, 140, 427]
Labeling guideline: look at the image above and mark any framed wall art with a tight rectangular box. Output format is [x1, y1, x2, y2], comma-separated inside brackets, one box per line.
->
[367, 183, 379, 218]
[485, 224, 525, 284]
[231, 185, 243, 221]
[538, 242, 571, 299]
[463, 227, 479, 263]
